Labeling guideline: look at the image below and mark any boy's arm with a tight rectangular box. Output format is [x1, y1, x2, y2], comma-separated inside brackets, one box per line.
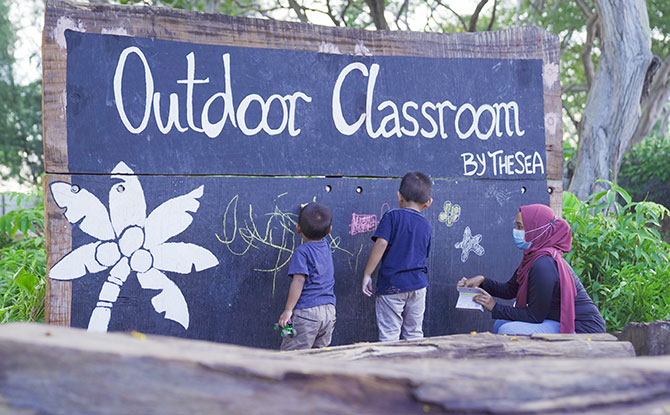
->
[279, 274, 306, 327]
[362, 238, 388, 296]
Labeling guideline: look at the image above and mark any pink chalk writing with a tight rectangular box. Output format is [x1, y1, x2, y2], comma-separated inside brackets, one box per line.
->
[349, 213, 379, 236]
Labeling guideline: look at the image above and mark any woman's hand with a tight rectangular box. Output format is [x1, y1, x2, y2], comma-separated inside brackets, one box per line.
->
[473, 288, 496, 312]
[457, 275, 485, 288]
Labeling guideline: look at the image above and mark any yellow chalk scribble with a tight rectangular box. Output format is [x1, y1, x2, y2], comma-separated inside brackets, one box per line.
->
[216, 194, 298, 295]
[216, 193, 366, 294]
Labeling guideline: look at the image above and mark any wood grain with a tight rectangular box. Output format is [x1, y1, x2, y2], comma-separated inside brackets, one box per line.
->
[43, 174, 71, 326]
[2, 323, 668, 415]
[294, 332, 633, 360]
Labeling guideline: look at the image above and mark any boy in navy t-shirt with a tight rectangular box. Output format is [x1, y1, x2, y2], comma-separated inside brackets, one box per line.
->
[278, 202, 336, 350]
[362, 172, 433, 342]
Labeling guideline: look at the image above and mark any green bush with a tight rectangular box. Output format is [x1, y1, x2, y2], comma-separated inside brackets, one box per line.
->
[563, 181, 670, 332]
[620, 134, 670, 187]
[619, 134, 670, 208]
[0, 191, 46, 323]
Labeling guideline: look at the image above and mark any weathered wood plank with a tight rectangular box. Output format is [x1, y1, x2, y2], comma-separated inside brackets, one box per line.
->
[294, 332, 633, 360]
[43, 174, 71, 326]
[1, 323, 668, 415]
[548, 179, 564, 216]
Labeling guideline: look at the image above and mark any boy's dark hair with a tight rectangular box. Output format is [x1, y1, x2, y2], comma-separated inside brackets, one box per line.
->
[298, 202, 333, 240]
[399, 171, 432, 204]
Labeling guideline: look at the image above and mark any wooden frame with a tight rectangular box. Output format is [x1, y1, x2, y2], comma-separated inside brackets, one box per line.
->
[43, 0, 562, 327]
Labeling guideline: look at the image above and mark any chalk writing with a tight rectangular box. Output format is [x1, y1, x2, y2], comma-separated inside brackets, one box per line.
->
[485, 185, 513, 206]
[438, 201, 461, 227]
[454, 226, 485, 263]
[349, 213, 379, 235]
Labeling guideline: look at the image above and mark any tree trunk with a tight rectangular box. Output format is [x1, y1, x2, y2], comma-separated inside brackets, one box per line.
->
[630, 56, 670, 146]
[568, 0, 652, 200]
[204, 0, 221, 14]
[3, 323, 670, 415]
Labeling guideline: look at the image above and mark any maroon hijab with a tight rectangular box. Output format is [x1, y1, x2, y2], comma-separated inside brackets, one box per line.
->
[516, 204, 576, 333]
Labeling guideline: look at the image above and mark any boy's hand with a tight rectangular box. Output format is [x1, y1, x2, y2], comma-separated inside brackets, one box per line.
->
[362, 275, 374, 297]
[458, 275, 485, 288]
[278, 310, 293, 328]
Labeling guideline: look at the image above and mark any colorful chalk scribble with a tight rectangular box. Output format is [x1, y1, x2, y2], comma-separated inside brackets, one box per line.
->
[438, 201, 461, 227]
[454, 226, 485, 262]
[216, 193, 364, 295]
[348, 203, 391, 236]
[349, 213, 379, 235]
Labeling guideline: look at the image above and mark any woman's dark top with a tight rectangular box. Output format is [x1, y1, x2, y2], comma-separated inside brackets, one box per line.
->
[481, 255, 606, 333]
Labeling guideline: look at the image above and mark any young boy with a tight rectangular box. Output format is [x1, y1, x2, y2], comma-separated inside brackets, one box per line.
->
[362, 171, 433, 342]
[278, 202, 336, 350]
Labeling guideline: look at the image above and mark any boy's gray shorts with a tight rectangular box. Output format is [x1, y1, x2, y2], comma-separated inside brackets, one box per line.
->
[375, 287, 427, 342]
[280, 303, 336, 351]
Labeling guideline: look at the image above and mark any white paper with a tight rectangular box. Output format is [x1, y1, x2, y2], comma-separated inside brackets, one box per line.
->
[455, 287, 484, 312]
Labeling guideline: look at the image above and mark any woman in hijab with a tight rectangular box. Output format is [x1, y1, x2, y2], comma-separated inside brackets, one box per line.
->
[458, 204, 606, 335]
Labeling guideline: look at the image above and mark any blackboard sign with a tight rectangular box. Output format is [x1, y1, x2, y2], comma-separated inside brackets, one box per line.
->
[66, 31, 546, 179]
[50, 173, 548, 344]
[43, 0, 563, 349]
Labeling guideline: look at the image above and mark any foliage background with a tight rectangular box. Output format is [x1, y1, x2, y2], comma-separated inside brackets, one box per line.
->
[0, 0, 42, 188]
[0, 191, 45, 323]
[564, 182, 670, 332]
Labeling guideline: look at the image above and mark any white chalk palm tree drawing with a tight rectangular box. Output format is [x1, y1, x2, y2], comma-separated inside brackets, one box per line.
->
[49, 162, 218, 332]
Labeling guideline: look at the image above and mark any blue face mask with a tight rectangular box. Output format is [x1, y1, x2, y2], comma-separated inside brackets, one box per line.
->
[512, 218, 556, 250]
[513, 228, 531, 250]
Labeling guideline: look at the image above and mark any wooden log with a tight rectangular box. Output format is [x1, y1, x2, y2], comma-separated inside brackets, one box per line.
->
[616, 320, 670, 356]
[295, 332, 635, 360]
[2, 323, 669, 415]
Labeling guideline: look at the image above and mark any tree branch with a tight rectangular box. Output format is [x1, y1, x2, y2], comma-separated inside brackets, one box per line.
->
[364, 0, 389, 30]
[581, 12, 598, 90]
[563, 101, 580, 132]
[394, 0, 410, 30]
[563, 83, 588, 93]
[575, 0, 595, 19]
[660, 107, 670, 136]
[468, 0, 489, 32]
[339, 2, 351, 26]
[325, 0, 342, 26]
[559, 29, 575, 53]
[287, 0, 309, 23]
[486, 0, 497, 31]
[432, 0, 468, 32]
